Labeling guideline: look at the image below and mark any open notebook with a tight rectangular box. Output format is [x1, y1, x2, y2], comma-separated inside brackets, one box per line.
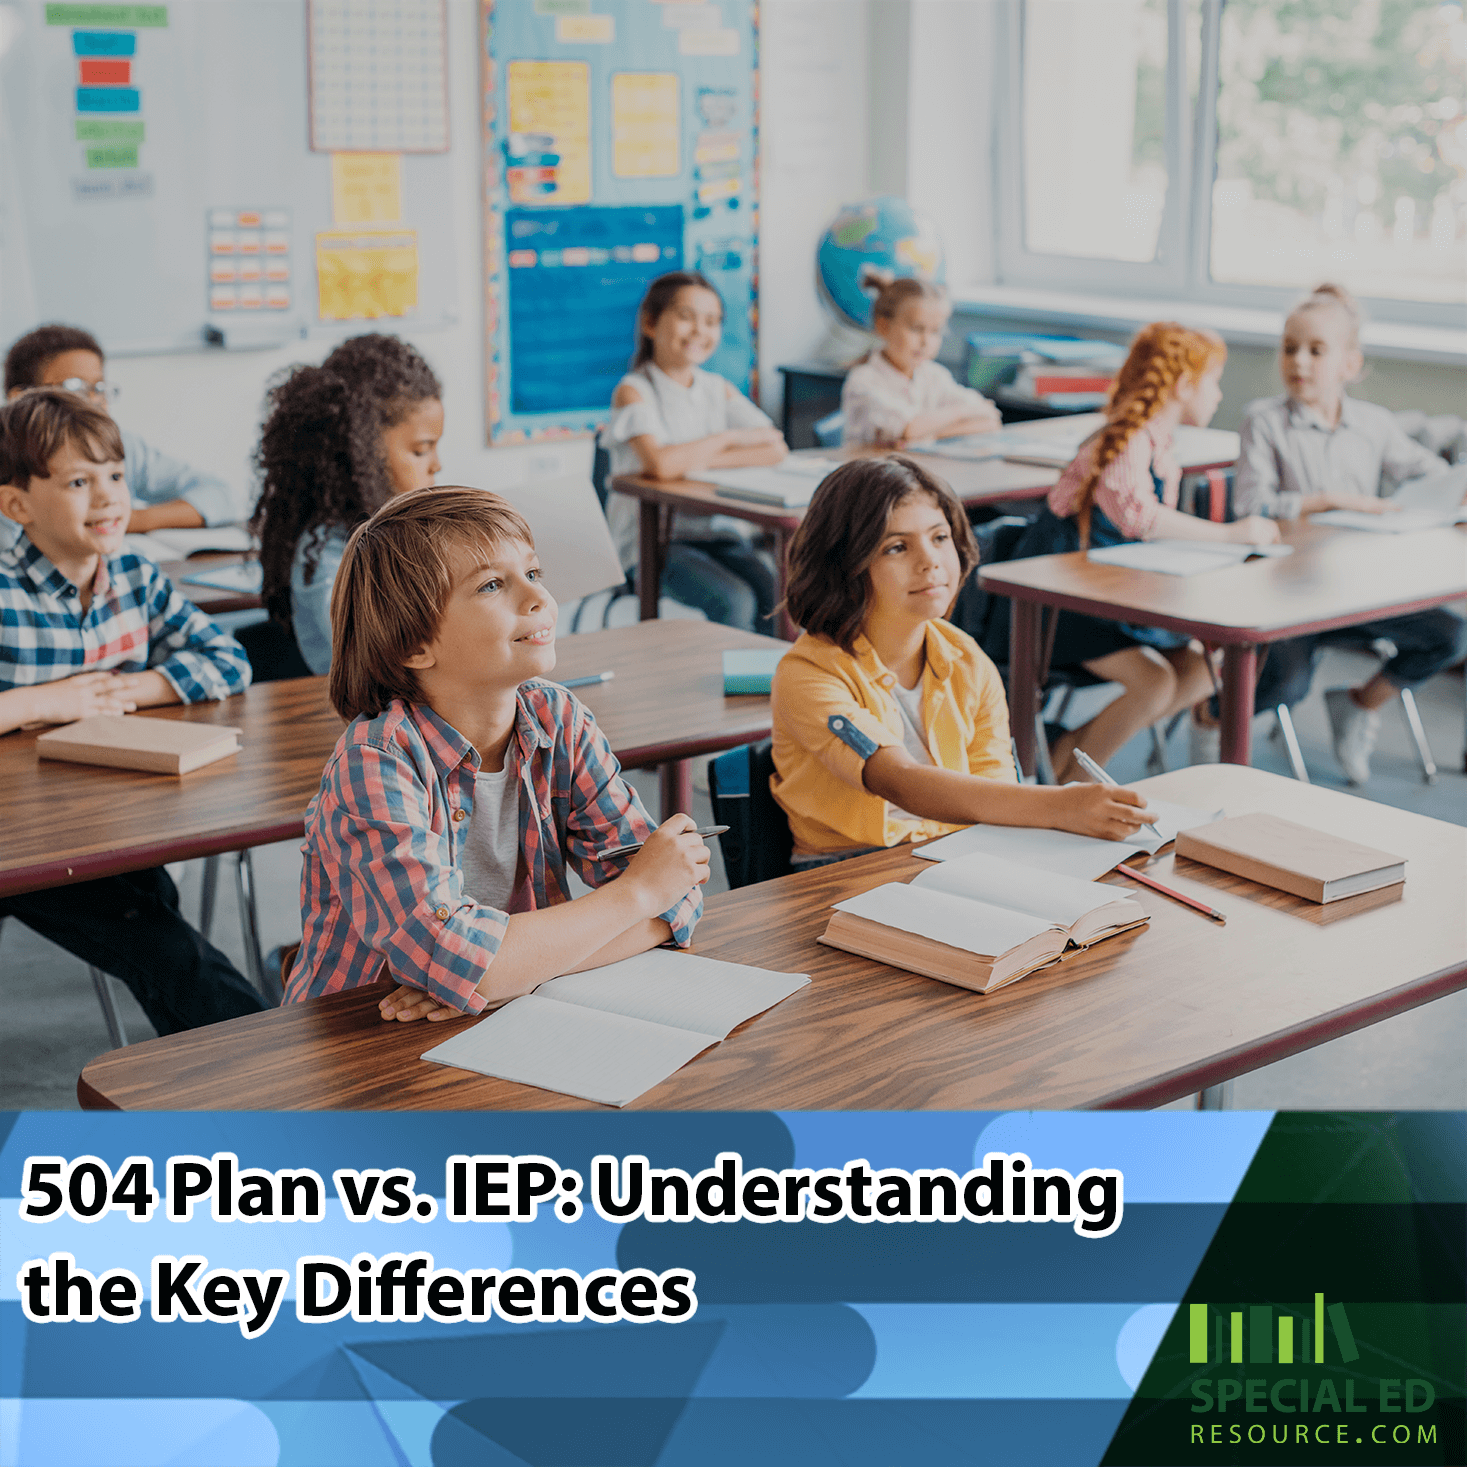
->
[819, 852, 1147, 994]
[420, 949, 809, 1107]
[913, 798, 1223, 881]
[1312, 464, 1467, 533]
[1086, 540, 1293, 576]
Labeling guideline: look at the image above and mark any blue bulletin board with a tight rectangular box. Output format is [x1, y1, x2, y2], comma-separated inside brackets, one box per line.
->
[481, 0, 759, 443]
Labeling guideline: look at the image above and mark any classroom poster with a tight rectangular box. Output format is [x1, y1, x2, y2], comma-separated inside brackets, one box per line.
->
[2, 1110, 1462, 1463]
[481, 0, 759, 443]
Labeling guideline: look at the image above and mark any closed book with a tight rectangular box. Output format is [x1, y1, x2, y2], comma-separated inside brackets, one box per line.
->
[1174, 813, 1404, 903]
[817, 853, 1147, 994]
[723, 648, 785, 695]
[37, 714, 242, 775]
[1028, 374, 1114, 396]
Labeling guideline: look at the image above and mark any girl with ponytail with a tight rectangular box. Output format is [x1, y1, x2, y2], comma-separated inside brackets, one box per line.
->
[253, 334, 443, 674]
[987, 322, 1278, 782]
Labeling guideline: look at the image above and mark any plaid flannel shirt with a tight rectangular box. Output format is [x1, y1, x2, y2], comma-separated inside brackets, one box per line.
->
[0, 535, 250, 702]
[287, 687, 703, 1011]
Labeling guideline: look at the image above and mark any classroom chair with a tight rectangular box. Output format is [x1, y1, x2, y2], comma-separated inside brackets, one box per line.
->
[235, 616, 312, 682]
[708, 740, 792, 890]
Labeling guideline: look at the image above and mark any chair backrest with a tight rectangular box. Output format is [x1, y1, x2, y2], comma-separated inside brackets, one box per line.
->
[947, 515, 1033, 648]
[708, 739, 792, 890]
[235, 616, 313, 683]
[591, 440, 612, 510]
[812, 410, 845, 448]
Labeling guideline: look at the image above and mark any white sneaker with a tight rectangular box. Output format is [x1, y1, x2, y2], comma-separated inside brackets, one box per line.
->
[1188, 718, 1221, 765]
[1325, 687, 1379, 786]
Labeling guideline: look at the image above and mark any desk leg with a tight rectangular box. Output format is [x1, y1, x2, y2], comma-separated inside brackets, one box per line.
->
[1219, 645, 1257, 765]
[1196, 1081, 1233, 1109]
[659, 759, 693, 820]
[637, 502, 663, 621]
[1009, 599, 1040, 778]
[773, 528, 797, 642]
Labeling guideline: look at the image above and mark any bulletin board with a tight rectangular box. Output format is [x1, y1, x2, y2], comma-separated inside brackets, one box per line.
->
[481, 0, 759, 444]
[0, 0, 458, 357]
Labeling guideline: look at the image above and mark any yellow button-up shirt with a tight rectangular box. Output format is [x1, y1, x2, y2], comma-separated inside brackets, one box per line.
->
[771, 618, 1017, 856]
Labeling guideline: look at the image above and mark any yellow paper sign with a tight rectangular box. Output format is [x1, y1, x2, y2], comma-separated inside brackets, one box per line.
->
[555, 13, 613, 42]
[315, 229, 418, 320]
[330, 153, 403, 225]
[612, 72, 680, 178]
[506, 60, 591, 204]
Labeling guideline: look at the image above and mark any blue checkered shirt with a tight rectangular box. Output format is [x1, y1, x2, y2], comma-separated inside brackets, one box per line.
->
[0, 535, 250, 703]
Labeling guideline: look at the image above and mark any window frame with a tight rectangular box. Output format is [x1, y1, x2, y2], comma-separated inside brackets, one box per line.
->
[992, 0, 1467, 331]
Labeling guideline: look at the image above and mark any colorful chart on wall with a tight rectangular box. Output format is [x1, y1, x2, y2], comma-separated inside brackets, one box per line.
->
[481, 0, 759, 443]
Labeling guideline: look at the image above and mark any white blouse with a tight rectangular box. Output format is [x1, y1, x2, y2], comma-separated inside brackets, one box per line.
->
[602, 363, 776, 569]
[841, 352, 993, 446]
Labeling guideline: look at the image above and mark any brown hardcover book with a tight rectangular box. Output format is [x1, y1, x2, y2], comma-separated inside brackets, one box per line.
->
[816, 853, 1148, 995]
[1175, 812, 1404, 904]
[37, 714, 241, 775]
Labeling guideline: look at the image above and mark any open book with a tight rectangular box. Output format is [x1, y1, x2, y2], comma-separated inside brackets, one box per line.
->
[913, 798, 1223, 881]
[1003, 423, 1240, 472]
[819, 852, 1147, 994]
[1312, 464, 1467, 533]
[1086, 540, 1293, 576]
[702, 457, 839, 507]
[420, 949, 810, 1107]
[181, 561, 264, 594]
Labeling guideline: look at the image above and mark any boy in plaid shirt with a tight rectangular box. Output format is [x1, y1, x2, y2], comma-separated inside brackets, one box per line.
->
[286, 486, 708, 1020]
[0, 389, 265, 1034]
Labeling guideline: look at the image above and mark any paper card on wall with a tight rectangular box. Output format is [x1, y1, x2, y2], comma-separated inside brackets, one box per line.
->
[316, 229, 419, 319]
[506, 60, 591, 204]
[612, 72, 679, 178]
[555, 13, 613, 43]
[678, 26, 739, 55]
[534, 0, 589, 12]
[331, 152, 403, 224]
[660, 3, 721, 26]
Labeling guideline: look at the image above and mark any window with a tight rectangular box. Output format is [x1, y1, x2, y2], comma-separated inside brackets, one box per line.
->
[995, 0, 1467, 324]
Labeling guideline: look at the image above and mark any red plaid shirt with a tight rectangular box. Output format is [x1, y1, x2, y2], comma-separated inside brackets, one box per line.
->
[287, 685, 702, 1011]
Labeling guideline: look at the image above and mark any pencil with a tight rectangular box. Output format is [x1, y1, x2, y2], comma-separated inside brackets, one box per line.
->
[1117, 861, 1226, 924]
[562, 671, 614, 689]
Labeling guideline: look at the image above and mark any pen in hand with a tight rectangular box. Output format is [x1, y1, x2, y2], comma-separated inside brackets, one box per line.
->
[1069, 749, 1162, 840]
[599, 825, 729, 861]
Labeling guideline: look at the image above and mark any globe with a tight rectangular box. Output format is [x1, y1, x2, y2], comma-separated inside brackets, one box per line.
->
[816, 196, 946, 331]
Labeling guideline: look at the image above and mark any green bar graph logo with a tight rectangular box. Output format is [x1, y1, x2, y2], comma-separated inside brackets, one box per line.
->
[1188, 1295, 1359, 1365]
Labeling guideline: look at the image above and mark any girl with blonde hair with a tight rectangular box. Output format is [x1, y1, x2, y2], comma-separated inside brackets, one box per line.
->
[988, 322, 1278, 782]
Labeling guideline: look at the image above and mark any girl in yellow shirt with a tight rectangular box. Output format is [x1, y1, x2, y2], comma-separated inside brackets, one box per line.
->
[771, 456, 1155, 864]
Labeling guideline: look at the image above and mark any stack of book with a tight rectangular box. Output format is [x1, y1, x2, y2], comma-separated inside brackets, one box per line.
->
[964, 332, 1126, 409]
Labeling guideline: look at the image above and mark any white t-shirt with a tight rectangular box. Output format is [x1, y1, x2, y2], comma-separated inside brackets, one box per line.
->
[841, 352, 993, 446]
[458, 763, 521, 913]
[602, 362, 777, 568]
[885, 679, 934, 822]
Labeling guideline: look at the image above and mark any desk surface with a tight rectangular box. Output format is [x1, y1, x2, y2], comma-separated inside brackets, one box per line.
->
[78, 766, 1467, 1111]
[161, 555, 262, 616]
[611, 449, 1060, 530]
[0, 619, 781, 899]
[978, 522, 1467, 644]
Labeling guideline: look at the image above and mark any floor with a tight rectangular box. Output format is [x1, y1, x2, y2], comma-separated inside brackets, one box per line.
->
[2, 647, 1463, 1111]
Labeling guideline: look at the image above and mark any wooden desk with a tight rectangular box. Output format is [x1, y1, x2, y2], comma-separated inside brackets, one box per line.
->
[0, 620, 781, 899]
[980, 522, 1467, 772]
[159, 555, 263, 616]
[613, 449, 1059, 636]
[77, 765, 1467, 1111]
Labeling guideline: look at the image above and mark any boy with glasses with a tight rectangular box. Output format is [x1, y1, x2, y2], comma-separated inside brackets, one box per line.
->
[3, 323, 236, 546]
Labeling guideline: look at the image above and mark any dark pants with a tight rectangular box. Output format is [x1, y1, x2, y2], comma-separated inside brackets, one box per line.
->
[660, 541, 778, 634]
[0, 866, 266, 1036]
[1253, 608, 1467, 711]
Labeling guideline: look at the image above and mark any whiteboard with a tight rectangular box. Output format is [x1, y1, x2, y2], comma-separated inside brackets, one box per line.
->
[0, 0, 458, 356]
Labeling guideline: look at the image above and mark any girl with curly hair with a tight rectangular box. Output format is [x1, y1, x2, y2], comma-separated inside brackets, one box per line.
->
[252, 333, 442, 673]
[987, 322, 1277, 782]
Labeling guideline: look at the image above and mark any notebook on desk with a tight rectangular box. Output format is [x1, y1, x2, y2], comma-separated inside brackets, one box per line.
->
[181, 561, 264, 594]
[1004, 424, 1240, 472]
[420, 949, 810, 1107]
[703, 458, 839, 507]
[819, 852, 1148, 994]
[914, 799, 1223, 881]
[1086, 540, 1294, 576]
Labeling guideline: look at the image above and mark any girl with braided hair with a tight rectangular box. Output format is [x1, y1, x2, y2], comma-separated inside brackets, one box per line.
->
[253, 333, 443, 674]
[987, 322, 1277, 783]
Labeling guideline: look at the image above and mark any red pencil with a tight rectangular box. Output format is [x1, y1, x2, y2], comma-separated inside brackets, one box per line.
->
[1116, 861, 1226, 924]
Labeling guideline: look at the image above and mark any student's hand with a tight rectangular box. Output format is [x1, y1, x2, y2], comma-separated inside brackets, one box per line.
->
[1230, 515, 1282, 546]
[1326, 493, 1397, 514]
[1054, 782, 1158, 841]
[727, 426, 787, 451]
[24, 671, 144, 726]
[378, 984, 460, 1023]
[620, 814, 711, 916]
